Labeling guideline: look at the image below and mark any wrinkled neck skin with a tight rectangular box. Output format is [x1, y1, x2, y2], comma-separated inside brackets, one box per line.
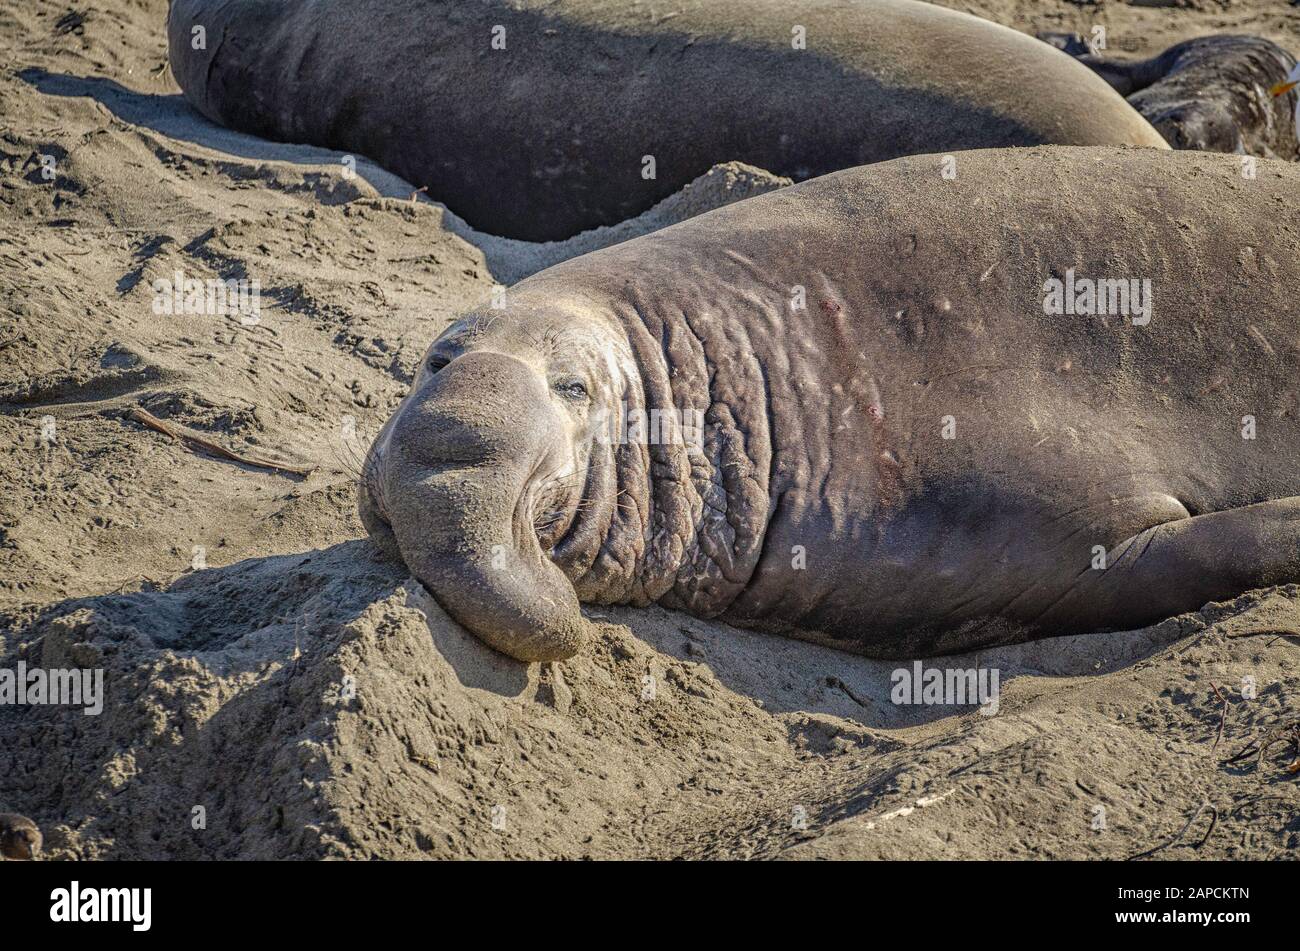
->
[514, 239, 889, 630]
[506, 279, 776, 621]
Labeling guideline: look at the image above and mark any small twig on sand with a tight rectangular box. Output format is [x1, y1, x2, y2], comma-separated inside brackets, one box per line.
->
[1224, 737, 1263, 768]
[127, 407, 313, 478]
[410, 186, 428, 202]
[1208, 681, 1231, 751]
[111, 575, 157, 595]
[1226, 629, 1300, 647]
[1229, 794, 1293, 817]
[1127, 801, 1218, 860]
[1223, 720, 1300, 774]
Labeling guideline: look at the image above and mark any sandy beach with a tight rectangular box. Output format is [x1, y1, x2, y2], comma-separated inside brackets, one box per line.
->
[1, 0, 1297, 859]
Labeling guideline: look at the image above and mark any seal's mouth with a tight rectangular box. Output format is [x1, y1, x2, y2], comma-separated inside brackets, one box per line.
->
[530, 472, 583, 554]
[364, 506, 401, 559]
[358, 444, 404, 561]
[365, 439, 584, 596]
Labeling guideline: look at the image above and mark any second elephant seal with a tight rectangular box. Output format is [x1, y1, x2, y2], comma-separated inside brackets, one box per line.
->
[361, 146, 1300, 663]
[167, 0, 1167, 240]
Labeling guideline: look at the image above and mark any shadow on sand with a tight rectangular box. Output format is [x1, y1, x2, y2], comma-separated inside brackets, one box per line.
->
[19, 68, 418, 199]
[6, 535, 1203, 731]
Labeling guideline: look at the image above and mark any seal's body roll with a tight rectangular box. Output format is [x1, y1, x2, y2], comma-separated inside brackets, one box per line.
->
[1044, 33, 1300, 160]
[168, 0, 1167, 240]
[362, 147, 1300, 661]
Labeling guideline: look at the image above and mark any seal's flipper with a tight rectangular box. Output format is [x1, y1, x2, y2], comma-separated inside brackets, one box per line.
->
[1041, 33, 1299, 160]
[1040, 498, 1300, 634]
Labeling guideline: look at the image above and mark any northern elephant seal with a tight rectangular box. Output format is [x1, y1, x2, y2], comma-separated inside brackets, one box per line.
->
[360, 146, 1300, 662]
[167, 0, 1167, 240]
[1042, 33, 1299, 160]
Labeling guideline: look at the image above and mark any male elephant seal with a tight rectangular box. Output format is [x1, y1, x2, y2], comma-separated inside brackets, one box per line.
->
[361, 146, 1300, 663]
[1042, 33, 1299, 160]
[166, 0, 1167, 240]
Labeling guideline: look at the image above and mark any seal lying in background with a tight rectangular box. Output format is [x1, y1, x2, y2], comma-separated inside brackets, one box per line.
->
[360, 146, 1300, 663]
[1042, 33, 1299, 159]
[167, 0, 1166, 240]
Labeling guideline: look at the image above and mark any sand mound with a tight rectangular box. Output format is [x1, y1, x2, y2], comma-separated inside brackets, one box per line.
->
[2, 541, 1297, 859]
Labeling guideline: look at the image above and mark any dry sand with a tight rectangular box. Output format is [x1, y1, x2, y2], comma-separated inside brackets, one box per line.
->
[0, 0, 1296, 859]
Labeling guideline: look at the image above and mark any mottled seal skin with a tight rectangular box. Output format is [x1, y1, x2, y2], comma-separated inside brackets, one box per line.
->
[0, 814, 41, 860]
[1042, 33, 1299, 160]
[361, 146, 1300, 663]
[166, 0, 1167, 240]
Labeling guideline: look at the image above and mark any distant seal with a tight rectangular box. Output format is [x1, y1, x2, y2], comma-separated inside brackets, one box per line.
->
[0, 814, 41, 860]
[360, 146, 1300, 662]
[167, 0, 1167, 240]
[1042, 33, 1299, 159]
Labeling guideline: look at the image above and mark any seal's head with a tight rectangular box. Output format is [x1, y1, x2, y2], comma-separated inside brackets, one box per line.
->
[359, 300, 638, 662]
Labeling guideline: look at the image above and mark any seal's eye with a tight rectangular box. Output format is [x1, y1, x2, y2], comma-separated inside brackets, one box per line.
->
[427, 353, 451, 373]
[555, 378, 588, 401]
